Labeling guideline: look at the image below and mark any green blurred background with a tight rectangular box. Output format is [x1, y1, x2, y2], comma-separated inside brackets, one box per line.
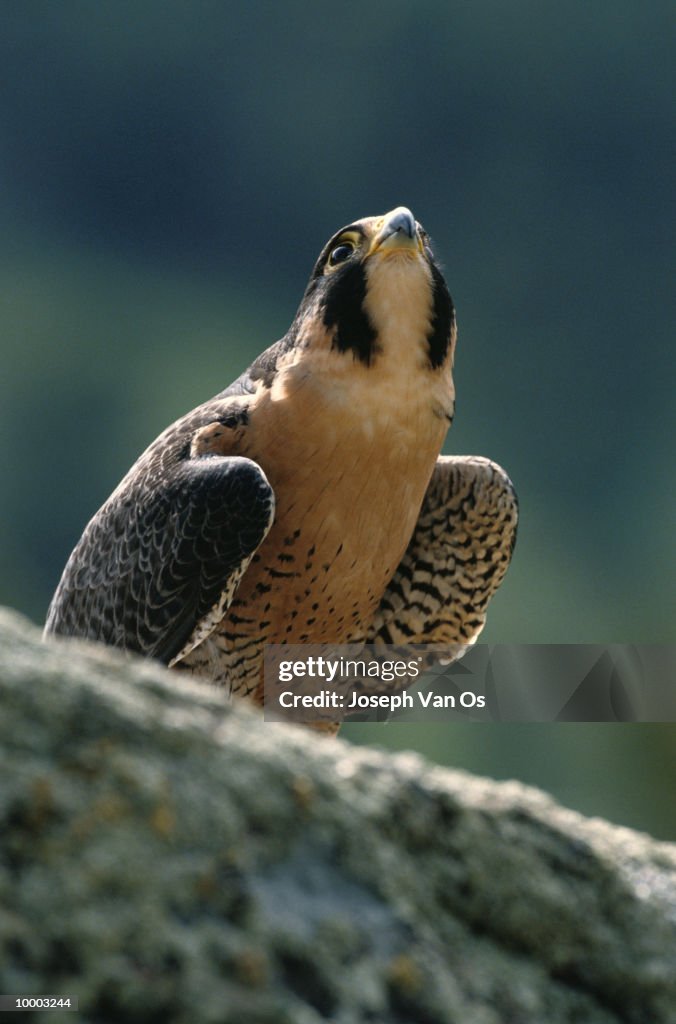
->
[1, 4, 674, 836]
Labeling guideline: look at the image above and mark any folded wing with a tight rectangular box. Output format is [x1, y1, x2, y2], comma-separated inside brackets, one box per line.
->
[44, 455, 275, 666]
[369, 456, 518, 651]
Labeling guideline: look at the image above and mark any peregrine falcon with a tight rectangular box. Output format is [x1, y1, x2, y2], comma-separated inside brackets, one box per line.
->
[45, 207, 518, 716]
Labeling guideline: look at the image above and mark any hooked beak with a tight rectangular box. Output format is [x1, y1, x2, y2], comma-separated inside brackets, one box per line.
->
[369, 207, 423, 255]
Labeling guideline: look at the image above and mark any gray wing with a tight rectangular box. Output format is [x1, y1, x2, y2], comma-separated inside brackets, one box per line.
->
[44, 454, 274, 666]
[368, 456, 518, 650]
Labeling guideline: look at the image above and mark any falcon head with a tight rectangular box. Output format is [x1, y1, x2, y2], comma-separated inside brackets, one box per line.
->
[294, 206, 456, 371]
[244, 207, 457, 419]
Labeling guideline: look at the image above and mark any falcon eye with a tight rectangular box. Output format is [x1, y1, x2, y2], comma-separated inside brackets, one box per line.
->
[329, 242, 355, 266]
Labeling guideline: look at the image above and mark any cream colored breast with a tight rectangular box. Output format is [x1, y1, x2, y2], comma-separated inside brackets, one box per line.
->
[226, 337, 450, 647]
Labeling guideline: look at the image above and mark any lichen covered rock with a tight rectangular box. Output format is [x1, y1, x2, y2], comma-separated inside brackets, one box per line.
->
[1, 608, 675, 1023]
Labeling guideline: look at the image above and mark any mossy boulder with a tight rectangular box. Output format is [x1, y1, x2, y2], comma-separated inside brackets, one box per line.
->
[1, 608, 674, 1023]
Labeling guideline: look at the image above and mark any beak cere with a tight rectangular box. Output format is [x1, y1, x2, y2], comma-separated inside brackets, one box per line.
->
[370, 207, 421, 255]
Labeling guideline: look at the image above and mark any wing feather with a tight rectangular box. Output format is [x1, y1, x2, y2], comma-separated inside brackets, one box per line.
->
[369, 455, 517, 651]
[45, 454, 274, 665]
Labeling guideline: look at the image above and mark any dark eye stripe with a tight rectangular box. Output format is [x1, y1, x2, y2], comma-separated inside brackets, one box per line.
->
[322, 261, 378, 366]
[427, 262, 455, 369]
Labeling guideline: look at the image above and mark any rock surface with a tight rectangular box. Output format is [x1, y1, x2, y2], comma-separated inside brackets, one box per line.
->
[1, 606, 675, 1024]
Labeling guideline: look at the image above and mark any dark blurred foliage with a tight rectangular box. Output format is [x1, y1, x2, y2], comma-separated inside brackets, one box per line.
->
[1, 3, 673, 836]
